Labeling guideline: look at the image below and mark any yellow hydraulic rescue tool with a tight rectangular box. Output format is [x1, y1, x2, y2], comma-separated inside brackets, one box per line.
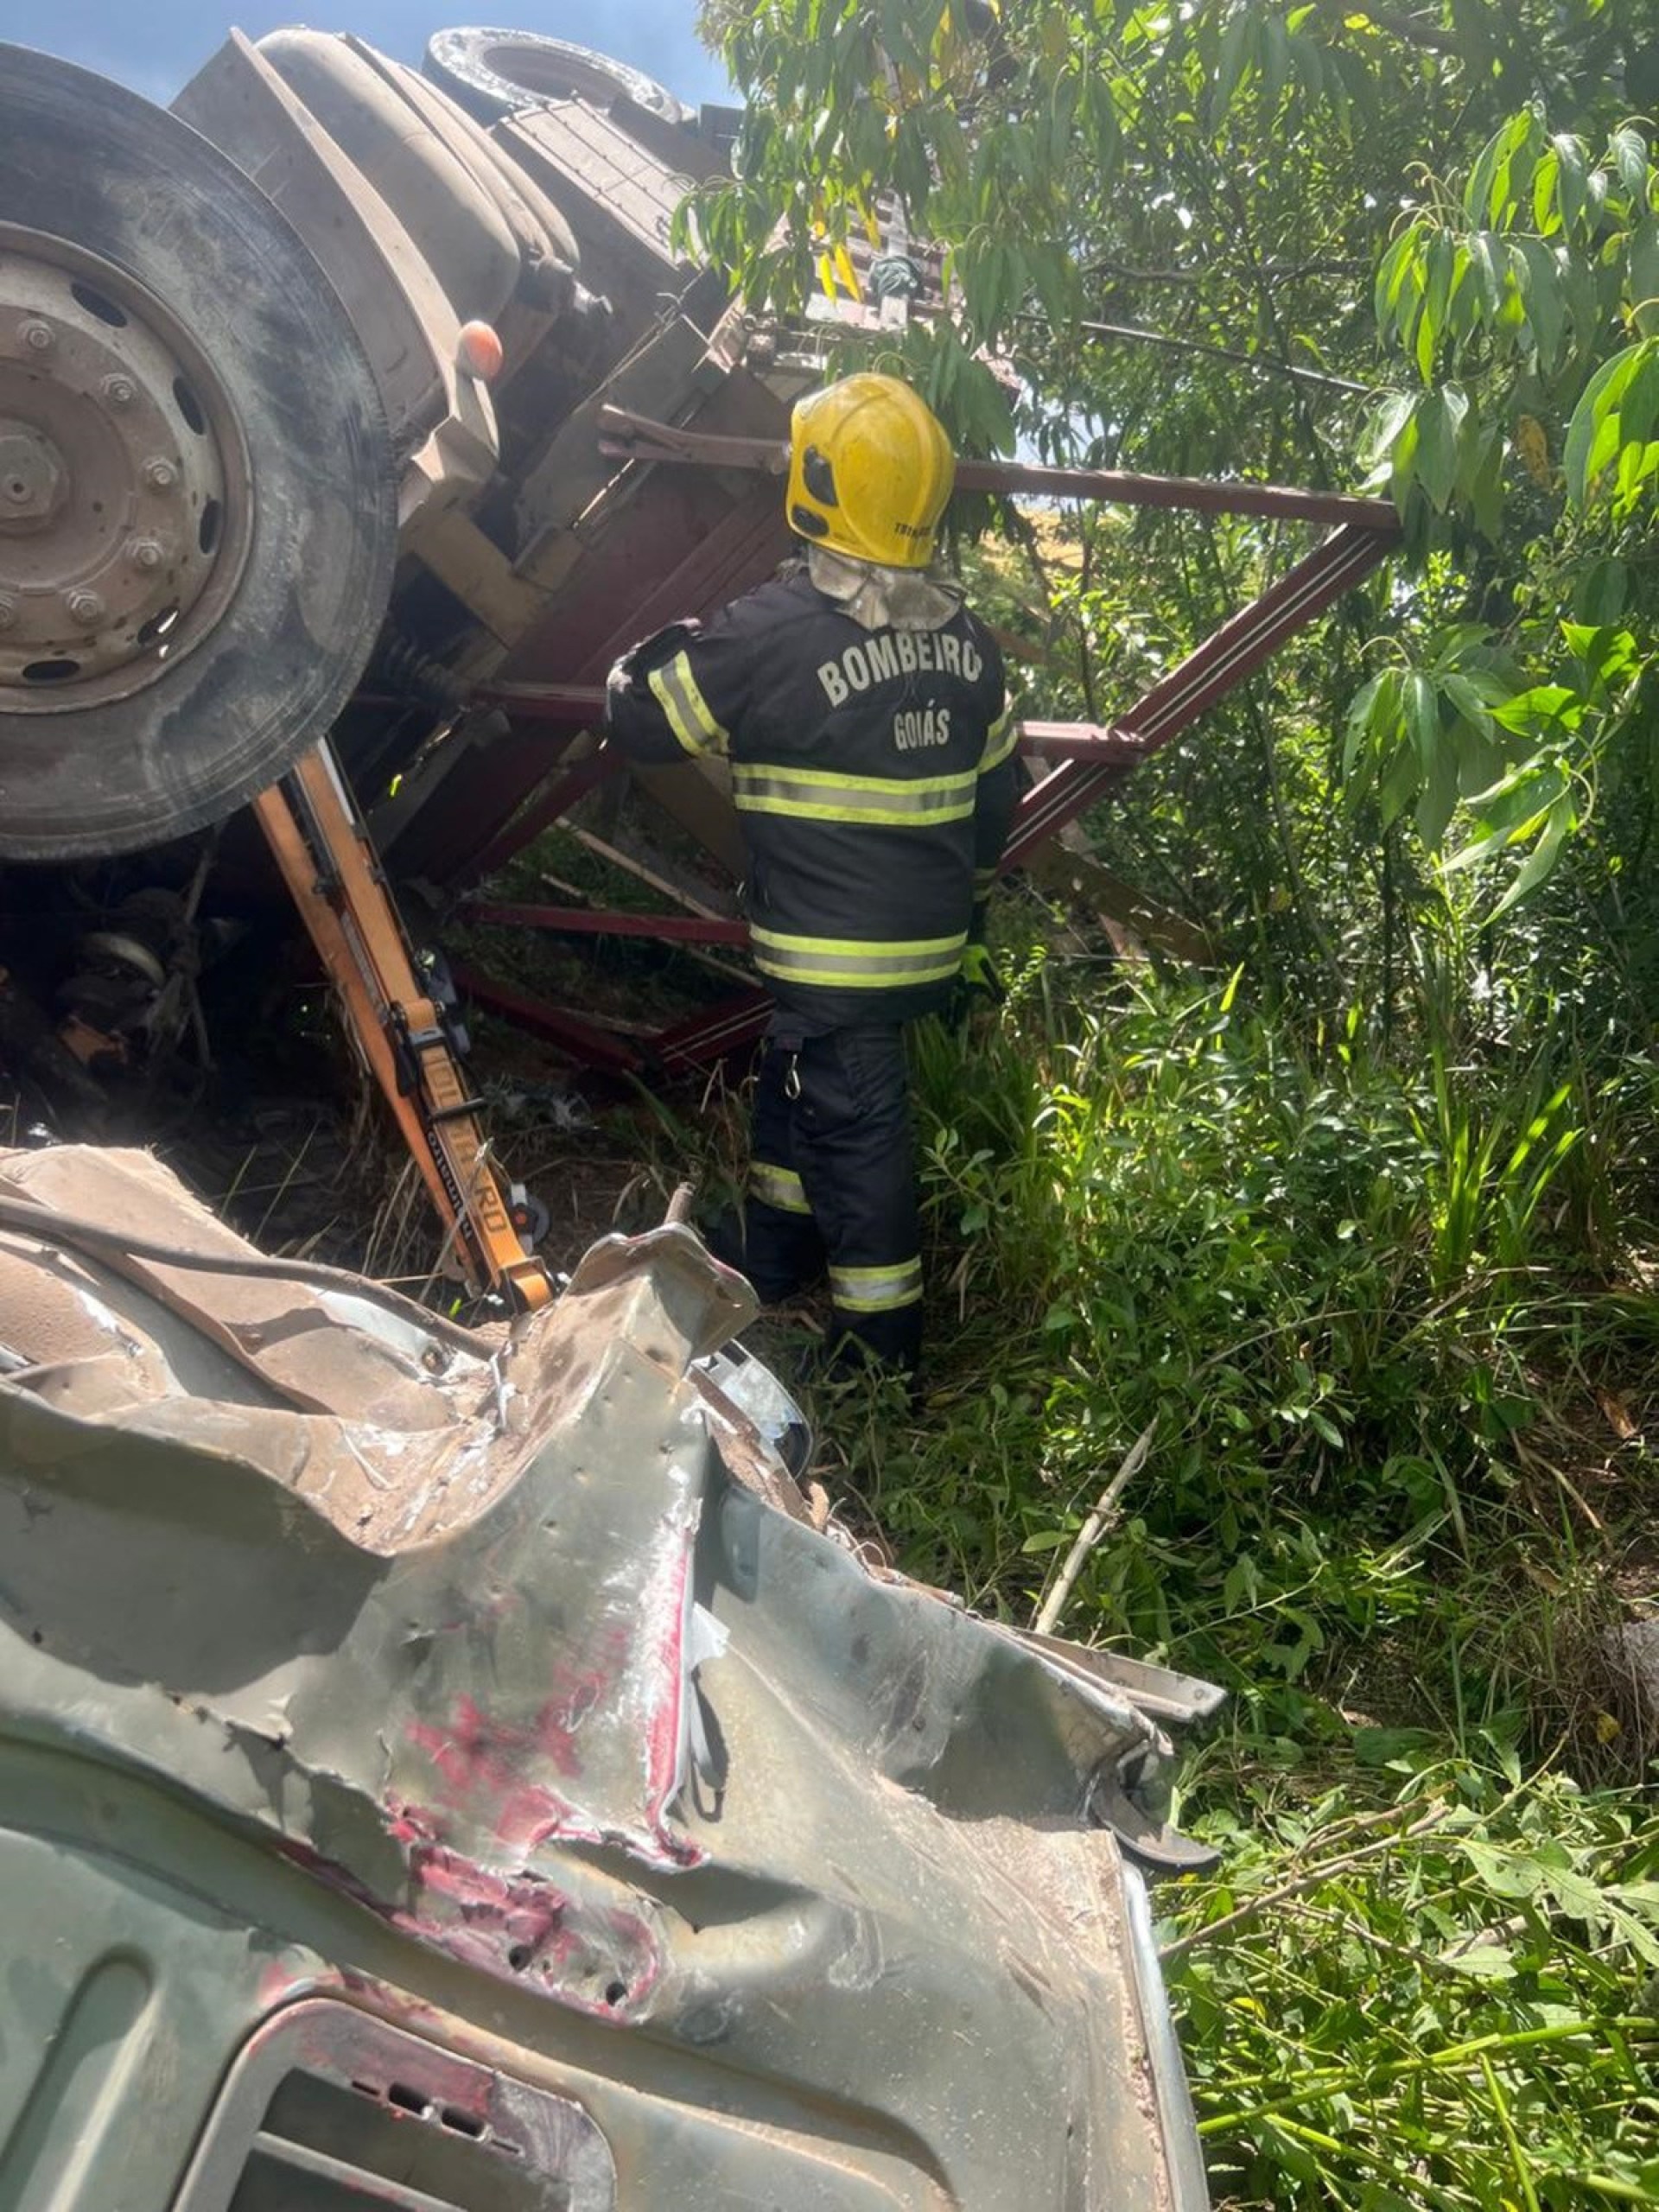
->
[253, 745, 553, 1313]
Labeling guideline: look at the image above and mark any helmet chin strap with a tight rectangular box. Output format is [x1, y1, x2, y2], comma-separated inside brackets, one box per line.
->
[805, 543, 963, 633]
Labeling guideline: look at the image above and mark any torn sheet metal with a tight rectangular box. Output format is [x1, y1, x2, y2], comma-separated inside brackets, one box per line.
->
[0, 1145, 1216, 2209]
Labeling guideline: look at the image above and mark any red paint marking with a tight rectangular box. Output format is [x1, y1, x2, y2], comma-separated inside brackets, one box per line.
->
[387, 1802, 440, 1847]
[392, 1578, 704, 1874]
[532, 1663, 610, 1777]
[271, 1815, 677, 2012]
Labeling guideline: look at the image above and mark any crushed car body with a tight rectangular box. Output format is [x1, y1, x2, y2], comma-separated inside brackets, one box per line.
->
[0, 1146, 1217, 2207]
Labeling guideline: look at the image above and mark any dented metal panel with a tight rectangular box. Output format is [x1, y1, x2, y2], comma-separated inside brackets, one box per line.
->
[0, 1147, 1212, 2207]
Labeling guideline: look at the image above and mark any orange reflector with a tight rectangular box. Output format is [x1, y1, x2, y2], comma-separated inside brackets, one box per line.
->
[457, 321, 504, 382]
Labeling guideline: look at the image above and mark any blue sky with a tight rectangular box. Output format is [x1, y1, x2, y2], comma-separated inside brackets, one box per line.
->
[0, 3, 732, 111]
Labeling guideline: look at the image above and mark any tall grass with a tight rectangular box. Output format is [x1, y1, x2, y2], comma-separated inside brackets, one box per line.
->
[796, 953, 1659, 2208]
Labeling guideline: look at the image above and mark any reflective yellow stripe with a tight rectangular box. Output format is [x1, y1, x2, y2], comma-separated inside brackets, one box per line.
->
[980, 709, 1018, 772]
[830, 1258, 924, 1313]
[749, 1160, 811, 1215]
[733, 761, 976, 825]
[973, 864, 999, 896]
[750, 925, 966, 990]
[648, 650, 728, 757]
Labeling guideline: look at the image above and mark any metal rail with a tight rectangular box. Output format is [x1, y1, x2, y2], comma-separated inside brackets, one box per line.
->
[596, 406, 1403, 532]
[1005, 522, 1391, 868]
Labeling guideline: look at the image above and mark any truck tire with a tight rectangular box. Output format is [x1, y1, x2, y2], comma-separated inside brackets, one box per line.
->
[424, 26, 693, 128]
[0, 48, 397, 861]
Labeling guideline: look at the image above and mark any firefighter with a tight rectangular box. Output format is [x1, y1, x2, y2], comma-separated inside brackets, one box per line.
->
[606, 372, 1016, 1374]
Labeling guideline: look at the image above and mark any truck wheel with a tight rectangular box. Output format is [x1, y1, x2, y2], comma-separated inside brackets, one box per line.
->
[0, 47, 396, 861]
[424, 26, 692, 127]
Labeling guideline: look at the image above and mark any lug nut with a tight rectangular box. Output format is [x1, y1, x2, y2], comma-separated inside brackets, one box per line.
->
[0, 597, 17, 632]
[67, 589, 105, 628]
[143, 457, 177, 491]
[126, 537, 164, 572]
[21, 321, 54, 354]
[100, 373, 137, 409]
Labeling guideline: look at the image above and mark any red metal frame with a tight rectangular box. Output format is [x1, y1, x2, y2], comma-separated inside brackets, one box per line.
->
[435, 419, 1400, 1073]
[462, 902, 751, 944]
[449, 958, 650, 1077]
[466, 744, 620, 887]
[1004, 522, 1389, 869]
[595, 407, 1397, 531]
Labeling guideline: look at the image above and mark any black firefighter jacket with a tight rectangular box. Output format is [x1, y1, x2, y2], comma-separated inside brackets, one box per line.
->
[606, 566, 1016, 1028]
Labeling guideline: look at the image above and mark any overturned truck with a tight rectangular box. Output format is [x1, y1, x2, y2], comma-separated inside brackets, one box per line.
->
[0, 24, 1244, 2209]
[0, 27, 1399, 1224]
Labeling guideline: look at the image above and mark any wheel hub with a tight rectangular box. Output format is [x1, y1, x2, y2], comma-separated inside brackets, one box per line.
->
[0, 228, 250, 704]
[0, 419, 67, 527]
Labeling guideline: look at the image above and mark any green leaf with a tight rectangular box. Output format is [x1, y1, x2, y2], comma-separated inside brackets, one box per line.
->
[1515, 236, 1565, 375]
[1465, 421, 1509, 539]
[1551, 132, 1588, 238]
[1491, 798, 1573, 917]
[1442, 672, 1497, 737]
[1570, 557, 1630, 624]
[1624, 346, 1659, 448]
[1080, 68, 1121, 174]
[1463, 122, 1505, 228]
[1562, 621, 1638, 687]
[1472, 110, 1536, 226]
[1402, 669, 1439, 766]
[1358, 389, 1415, 472]
[1378, 734, 1421, 830]
[1491, 683, 1578, 733]
[1213, 3, 1258, 122]
[1414, 729, 1460, 849]
[1466, 230, 1503, 318]
[1460, 1839, 1544, 1897]
[1344, 672, 1385, 763]
[1630, 218, 1659, 340]
[1441, 1940, 1518, 1981]
[1443, 820, 1521, 875]
[1262, 16, 1292, 116]
[1543, 1860, 1608, 1924]
[1417, 234, 1454, 381]
[1414, 386, 1468, 510]
[1374, 228, 1421, 344]
[1328, 39, 1379, 133]
[1388, 400, 1422, 510]
[1564, 343, 1644, 505]
[1287, 29, 1328, 113]
[1533, 144, 1562, 237]
[1344, 666, 1401, 791]
[1611, 124, 1649, 199]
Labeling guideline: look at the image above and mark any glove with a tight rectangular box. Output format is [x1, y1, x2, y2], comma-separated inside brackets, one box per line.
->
[958, 941, 1006, 1006]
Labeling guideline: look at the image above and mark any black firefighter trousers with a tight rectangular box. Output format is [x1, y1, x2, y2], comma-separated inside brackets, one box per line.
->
[733, 1023, 923, 1373]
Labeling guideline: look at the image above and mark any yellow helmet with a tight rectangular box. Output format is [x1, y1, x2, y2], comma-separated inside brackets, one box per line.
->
[785, 373, 956, 570]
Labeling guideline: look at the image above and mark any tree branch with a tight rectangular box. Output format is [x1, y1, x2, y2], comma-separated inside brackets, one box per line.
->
[1160, 1803, 1455, 1965]
[1015, 311, 1373, 398]
[1082, 256, 1373, 288]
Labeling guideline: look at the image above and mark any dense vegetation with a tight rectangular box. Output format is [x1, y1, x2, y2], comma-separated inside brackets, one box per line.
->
[674, 2, 1659, 2202]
